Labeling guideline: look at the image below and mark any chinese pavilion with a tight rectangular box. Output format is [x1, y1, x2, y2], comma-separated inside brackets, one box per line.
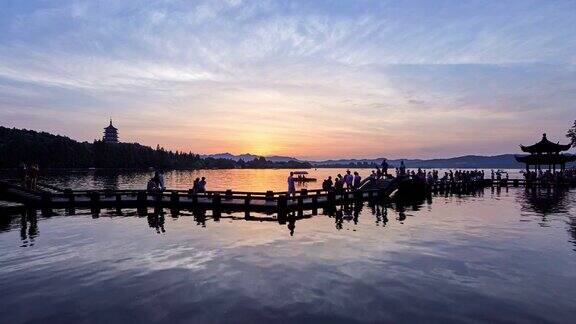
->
[103, 119, 119, 143]
[515, 133, 575, 172]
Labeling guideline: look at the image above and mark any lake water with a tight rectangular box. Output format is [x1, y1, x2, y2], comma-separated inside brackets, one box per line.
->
[34, 168, 524, 192]
[1, 170, 575, 323]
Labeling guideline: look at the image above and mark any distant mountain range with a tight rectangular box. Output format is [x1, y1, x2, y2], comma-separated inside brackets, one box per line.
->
[2, 125, 573, 169]
[201, 153, 298, 163]
[311, 155, 527, 168]
[201, 153, 576, 168]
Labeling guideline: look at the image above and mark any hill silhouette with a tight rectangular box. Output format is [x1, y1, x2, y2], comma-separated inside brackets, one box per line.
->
[0, 127, 311, 169]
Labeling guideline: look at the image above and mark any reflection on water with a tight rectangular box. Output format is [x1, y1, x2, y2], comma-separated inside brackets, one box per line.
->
[36, 168, 525, 192]
[520, 187, 571, 215]
[1, 186, 576, 323]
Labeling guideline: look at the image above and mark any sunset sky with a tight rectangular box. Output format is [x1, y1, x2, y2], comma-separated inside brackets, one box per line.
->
[1, 0, 575, 160]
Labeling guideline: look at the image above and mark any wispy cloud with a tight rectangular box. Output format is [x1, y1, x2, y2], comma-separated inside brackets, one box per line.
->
[0, 0, 575, 158]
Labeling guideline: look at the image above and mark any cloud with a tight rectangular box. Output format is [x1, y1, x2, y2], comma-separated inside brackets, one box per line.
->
[0, 0, 575, 158]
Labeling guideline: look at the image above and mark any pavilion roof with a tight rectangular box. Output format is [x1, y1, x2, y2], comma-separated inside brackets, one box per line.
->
[520, 133, 572, 153]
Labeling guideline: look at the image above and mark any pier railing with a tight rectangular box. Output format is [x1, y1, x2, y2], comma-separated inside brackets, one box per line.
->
[3, 176, 574, 216]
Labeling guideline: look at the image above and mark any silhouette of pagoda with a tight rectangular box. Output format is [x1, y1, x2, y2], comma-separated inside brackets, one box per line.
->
[103, 119, 119, 143]
[515, 133, 575, 172]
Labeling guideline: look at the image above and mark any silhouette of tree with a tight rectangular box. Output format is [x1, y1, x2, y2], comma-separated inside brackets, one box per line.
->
[0, 126, 312, 170]
[567, 120, 576, 147]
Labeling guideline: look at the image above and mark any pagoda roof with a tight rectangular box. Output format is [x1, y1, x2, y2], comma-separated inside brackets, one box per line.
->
[104, 119, 117, 131]
[515, 154, 576, 165]
[520, 133, 572, 153]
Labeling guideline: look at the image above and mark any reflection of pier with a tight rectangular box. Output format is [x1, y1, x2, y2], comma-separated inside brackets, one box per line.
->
[0, 198, 423, 239]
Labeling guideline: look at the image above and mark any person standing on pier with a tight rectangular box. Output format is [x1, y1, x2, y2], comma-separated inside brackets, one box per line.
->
[198, 177, 207, 193]
[287, 172, 296, 196]
[192, 177, 200, 193]
[381, 159, 389, 175]
[28, 163, 39, 190]
[154, 170, 165, 191]
[19, 163, 27, 187]
[353, 172, 362, 189]
[335, 174, 344, 192]
[344, 170, 353, 188]
[147, 177, 159, 192]
[322, 176, 333, 191]
[399, 161, 406, 176]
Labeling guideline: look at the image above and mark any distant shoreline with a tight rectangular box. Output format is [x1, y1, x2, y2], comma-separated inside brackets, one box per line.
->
[0, 166, 526, 172]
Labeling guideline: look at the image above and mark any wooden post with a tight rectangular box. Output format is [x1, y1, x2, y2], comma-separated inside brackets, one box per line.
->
[266, 190, 274, 201]
[113, 193, 122, 214]
[137, 191, 147, 215]
[212, 193, 221, 218]
[89, 191, 100, 205]
[277, 195, 287, 223]
[64, 189, 74, 206]
[153, 192, 162, 214]
[41, 192, 53, 216]
[225, 189, 233, 200]
[312, 194, 318, 215]
[378, 188, 385, 201]
[301, 188, 308, 196]
[137, 191, 147, 205]
[170, 191, 179, 204]
[89, 191, 100, 215]
[328, 191, 336, 205]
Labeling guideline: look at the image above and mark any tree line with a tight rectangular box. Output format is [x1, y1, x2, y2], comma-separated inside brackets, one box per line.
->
[0, 127, 312, 170]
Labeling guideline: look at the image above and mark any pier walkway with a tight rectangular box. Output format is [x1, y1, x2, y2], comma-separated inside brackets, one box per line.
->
[0, 176, 492, 216]
[4, 174, 574, 217]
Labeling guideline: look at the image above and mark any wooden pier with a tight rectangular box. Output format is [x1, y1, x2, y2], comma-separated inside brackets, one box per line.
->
[0, 200, 25, 215]
[0, 183, 396, 216]
[0, 177, 485, 216]
[2, 176, 571, 217]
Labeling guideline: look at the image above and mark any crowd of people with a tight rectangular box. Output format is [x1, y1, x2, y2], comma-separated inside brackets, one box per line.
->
[146, 170, 207, 193]
[290, 158, 492, 194]
[286, 169, 365, 195]
[423, 169, 485, 184]
[318, 170, 364, 192]
[523, 169, 576, 183]
[19, 163, 40, 190]
[191, 177, 207, 193]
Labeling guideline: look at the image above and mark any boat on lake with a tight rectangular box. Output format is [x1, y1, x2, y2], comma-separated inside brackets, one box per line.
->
[293, 171, 317, 182]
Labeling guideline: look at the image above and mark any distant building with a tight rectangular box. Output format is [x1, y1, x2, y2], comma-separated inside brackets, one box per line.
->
[515, 133, 575, 172]
[103, 119, 119, 143]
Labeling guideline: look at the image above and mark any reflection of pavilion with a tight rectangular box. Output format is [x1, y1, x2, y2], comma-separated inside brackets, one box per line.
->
[519, 187, 570, 215]
[515, 133, 575, 172]
[518, 187, 576, 249]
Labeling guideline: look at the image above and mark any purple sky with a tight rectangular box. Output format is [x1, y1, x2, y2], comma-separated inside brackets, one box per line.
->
[1, 0, 575, 159]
